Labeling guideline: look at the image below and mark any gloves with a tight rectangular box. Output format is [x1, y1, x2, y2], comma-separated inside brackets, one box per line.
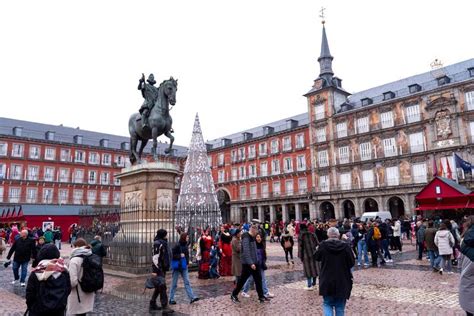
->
[3, 260, 11, 268]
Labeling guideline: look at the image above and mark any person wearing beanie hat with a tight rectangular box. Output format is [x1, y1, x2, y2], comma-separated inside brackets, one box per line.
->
[26, 243, 71, 316]
[315, 227, 354, 316]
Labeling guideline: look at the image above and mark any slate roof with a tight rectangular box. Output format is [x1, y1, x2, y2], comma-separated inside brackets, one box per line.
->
[0, 117, 188, 157]
[207, 112, 309, 149]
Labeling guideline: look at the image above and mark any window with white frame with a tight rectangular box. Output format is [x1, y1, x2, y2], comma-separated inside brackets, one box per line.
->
[298, 178, 307, 194]
[260, 162, 268, 177]
[386, 166, 399, 186]
[43, 188, 53, 203]
[218, 170, 225, 183]
[336, 122, 348, 138]
[113, 192, 121, 205]
[359, 142, 372, 161]
[273, 181, 281, 196]
[88, 170, 97, 184]
[357, 117, 369, 133]
[466, 91, 474, 110]
[340, 173, 352, 190]
[285, 179, 294, 196]
[75, 150, 85, 163]
[27, 188, 37, 203]
[248, 145, 256, 159]
[362, 169, 375, 188]
[0, 163, 6, 179]
[380, 111, 394, 128]
[297, 155, 306, 171]
[44, 167, 54, 182]
[283, 157, 293, 173]
[73, 169, 84, 184]
[115, 155, 124, 167]
[271, 139, 279, 154]
[0, 186, 3, 202]
[338, 146, 350, 164]
[238, 147, 245, 161]
[218, 153, 225, 165]
[250, 185, 257, 199]
[409, 132, 425, 153]
[261, 183, 269, 198]
[231, 168, 238, 181]
[239, 186, 246, 199]
[101, 172, 109, 185]
[383, 137, 397, 157]
[0, 142, 7, 156]
[406, 104, 421, 123]
[296, 134, 305, 149]
[73, 190, 83, 204]
[470, 122, 474, 143]
[29, 146, 40, 159]
[316, 127, 326, 142]
[45, 147, 56, 160]
[113, 174, 120, 186]
[239, 166, 246, 180]
[12, 143, 24, 157]
[259, 143, 267, 156]
[9, 187, 21, 203]
[413, 162, 427, 183]
[11, 164, 23, 180]
[318, 150, 329, 167]
[60, 149, 71, 162]
[314, 104, 325, 120]
[100, 192, 109, 205]
[249, 164, 257, 178]
[89, 152, 99, 164]
[102, 153, 111, 166]
[271, 159, 280, 175]
[87, 190, 97, 204]
[231, 150, 237, 163]
[59, 168, 69, 182]
[59, 189, 68, 204]
[27, 165, 38, 181]
[283, 137, 292, 151]
[319, 175, 329, 192]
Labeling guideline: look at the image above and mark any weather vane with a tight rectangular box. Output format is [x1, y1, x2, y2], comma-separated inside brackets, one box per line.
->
[319, 7, 326, 24]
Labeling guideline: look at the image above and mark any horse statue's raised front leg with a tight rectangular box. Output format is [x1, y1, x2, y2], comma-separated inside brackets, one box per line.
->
[151, 126, 159, 160]
[164, 130, 174, 155]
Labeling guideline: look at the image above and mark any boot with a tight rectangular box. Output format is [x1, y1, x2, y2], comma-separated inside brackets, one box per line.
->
[149, 301, 161, 312]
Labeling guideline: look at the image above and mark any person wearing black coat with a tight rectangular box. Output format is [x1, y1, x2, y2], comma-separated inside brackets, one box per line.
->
[6, 230, 37, 286]
[314, 227, 355, 316]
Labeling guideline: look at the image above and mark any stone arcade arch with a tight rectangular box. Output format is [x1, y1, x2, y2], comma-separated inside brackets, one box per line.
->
[342, 200, 356, 219]
[387, 196, 405, 219]
[363, 198, 379, 213]
[320, 201, 335, 221]
[216, 189, 231, 223]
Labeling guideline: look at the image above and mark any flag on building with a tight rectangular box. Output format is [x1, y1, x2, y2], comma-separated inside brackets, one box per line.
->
[432, 157, 438, 177]
[446, 158, 453, 179]
[439, 159, 444, 177]
[454, 153, 472, 174]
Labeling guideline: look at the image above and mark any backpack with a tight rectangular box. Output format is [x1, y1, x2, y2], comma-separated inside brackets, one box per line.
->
[78, 254, 104, 293]
[34, 271, 71, 313]
[373, 227, 381, 240]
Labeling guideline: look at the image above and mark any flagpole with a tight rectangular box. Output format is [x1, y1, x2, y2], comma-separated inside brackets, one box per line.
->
[452, 152, 459, 183]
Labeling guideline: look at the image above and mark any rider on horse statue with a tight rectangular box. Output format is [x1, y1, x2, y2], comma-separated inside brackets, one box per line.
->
[138, 73, 159, 129]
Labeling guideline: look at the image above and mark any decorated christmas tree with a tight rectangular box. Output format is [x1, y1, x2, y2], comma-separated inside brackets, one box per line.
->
[175, 113, 222, 233]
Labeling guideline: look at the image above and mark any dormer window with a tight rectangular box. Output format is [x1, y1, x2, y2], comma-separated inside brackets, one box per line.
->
[383, 91, 395, 101]
[286, 119, 298, 129]
[120, 142, 130, 150]
[409, 84, 422, 94]
[221, 138, 231, 147]
[74, 135, 83, 145]
[469, 67, 474, 77]
[263, 126, 274, 136]
[100, 139, 109, 148]
[437, 75, 451, 86]
[45, 131, 55, 141]
[242, 132, 253, 141]
[13, 127, 23, 137]
[361, 98, 373, 106]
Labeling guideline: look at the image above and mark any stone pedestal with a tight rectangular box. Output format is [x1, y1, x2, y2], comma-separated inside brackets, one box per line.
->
[106, 161, 180, 274]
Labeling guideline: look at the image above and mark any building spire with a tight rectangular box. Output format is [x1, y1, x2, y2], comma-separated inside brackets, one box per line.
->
[318, 23, 334, 78]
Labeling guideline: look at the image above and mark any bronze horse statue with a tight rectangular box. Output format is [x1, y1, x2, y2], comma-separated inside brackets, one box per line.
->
[128, 77, 178, 164]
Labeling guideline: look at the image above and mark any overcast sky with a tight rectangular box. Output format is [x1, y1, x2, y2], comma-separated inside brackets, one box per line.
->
[1, 1, 473, 147]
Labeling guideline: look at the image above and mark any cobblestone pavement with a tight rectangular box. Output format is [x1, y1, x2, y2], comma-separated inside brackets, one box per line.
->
[0, 240, 465, 315]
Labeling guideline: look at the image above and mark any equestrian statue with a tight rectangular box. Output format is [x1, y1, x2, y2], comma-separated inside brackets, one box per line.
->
[128, 73, 178, 164]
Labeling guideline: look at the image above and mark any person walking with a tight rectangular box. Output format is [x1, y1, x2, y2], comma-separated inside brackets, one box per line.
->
[230, 225, 269, 304]
[43, 227, 54, 244]
[416, 221, 426, 260]
[298, 223, 319, 290]
[149, 229, 174, 314]
[281, 230, 295, 265]
[315, 227, 355, 316]
[53, 227, 62, 250]
[392, 218, 402, 252]
[6, 229, 36, 287]
[90, 235, 107, 261]
[379, 220, 392, 263]
[66, 238, 96, 315]
[356, 223, 369, 267]
[32, 236, 46, 268]
[168, 233, 199, 305]
[435, 222, 455, 275]
[26, 244, 71, 316]
[424, 220, 441, 271]
[459, 216, 474, 316]
[231, 229, 242, 285]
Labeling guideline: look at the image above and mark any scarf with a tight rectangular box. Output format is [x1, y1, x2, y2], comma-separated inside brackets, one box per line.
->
[32, 258, 68, 281]
[71, 246, 92, 258]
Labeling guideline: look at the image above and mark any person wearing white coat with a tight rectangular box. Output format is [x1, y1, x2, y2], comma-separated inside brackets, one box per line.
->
[391, 219, 402, 252]
[67, 238, 96, 315]
[434, 222, 455, 275]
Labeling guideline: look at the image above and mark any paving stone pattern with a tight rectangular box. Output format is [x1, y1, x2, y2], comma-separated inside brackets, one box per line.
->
[0, 241, 465, 315]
